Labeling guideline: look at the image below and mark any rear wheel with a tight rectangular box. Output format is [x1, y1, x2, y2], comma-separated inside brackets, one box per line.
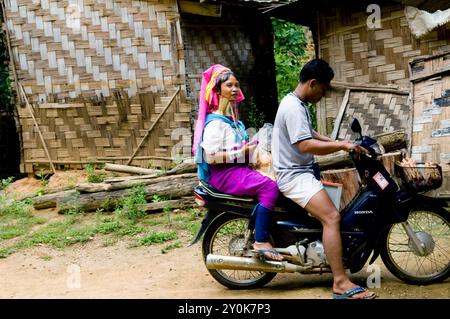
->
[380, 206, 450, 285]
[202, 213, 276, 289]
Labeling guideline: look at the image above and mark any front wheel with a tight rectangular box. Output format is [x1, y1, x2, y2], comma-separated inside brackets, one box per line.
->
[202, 213, 277, 289]
[380, 206, 450, 285]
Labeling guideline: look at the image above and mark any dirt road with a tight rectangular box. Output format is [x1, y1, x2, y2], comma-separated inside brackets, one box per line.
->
[1, 236, 448, 299]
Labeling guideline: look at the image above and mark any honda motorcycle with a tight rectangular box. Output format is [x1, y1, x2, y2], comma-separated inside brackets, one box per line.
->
[191, 119, 449, 289]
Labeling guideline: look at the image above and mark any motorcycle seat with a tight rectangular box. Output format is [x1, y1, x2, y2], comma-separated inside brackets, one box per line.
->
[198, 180, 255, 202]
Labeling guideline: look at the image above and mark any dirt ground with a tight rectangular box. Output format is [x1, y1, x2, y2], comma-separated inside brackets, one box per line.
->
[0, 222, 448, 299]
[0, 173, 449, 299]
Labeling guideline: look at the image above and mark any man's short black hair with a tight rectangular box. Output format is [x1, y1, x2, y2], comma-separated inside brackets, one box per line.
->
[299, 59, 334, 84]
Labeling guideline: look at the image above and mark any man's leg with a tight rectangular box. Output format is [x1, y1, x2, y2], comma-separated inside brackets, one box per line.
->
[305, 190, 375, 299]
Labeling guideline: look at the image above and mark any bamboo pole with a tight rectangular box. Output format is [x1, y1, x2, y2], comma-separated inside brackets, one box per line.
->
[330, 89, 350, 140]
[18, 83, 56, 173]
[126, 87, 180, 165]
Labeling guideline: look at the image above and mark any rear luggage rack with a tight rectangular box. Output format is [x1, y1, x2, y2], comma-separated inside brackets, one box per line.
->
[198, 180, 254, 202]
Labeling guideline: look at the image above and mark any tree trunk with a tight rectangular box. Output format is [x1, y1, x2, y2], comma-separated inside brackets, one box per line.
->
[134, 197, 194, 213]
[32, 190, 78, 209]
[104, 163, 161, 175]
[77, 174, 197, 192]
[56, 175, 198, 213]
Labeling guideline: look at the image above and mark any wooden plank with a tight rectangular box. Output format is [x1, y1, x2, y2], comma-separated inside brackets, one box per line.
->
[331, 89, 350, 140]
[126, 88, 180, 165]
[179, 0, 221, 17]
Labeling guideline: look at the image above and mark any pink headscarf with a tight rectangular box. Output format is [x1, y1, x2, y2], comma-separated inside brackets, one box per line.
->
[192, 64, 245, 155]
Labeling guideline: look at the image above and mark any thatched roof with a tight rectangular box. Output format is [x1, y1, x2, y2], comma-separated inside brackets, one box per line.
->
[257, 0, 450, 26]
[392, 0, 450, 12]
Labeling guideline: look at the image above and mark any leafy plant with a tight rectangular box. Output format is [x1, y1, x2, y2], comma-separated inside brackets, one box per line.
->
[85, 163, 105, 183]
[36, 170, 50, 187]
[272, 18, 317, 130]
[115, 184, 147, 222]
[246, 101, 265, 130]
[138, 230, 177, 246]
[0, 29, 13, 113]
[0, 176, 14, 190]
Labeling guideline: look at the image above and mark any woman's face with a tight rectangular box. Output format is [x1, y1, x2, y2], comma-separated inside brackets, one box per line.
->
[219, 75, 240, 101]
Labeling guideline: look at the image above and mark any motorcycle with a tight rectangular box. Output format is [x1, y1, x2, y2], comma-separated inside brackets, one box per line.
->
[191, 118, 450, 289]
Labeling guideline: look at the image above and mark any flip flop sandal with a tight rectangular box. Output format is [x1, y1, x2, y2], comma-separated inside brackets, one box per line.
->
[251, 249, 283, 261]
[333, 286, 377, 299]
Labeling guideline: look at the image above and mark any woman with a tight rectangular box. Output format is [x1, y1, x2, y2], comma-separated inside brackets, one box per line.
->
[193, 64, 282, 261]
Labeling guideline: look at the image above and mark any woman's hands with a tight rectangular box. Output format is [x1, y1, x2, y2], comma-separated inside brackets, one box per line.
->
[242, 139, 258, 156]
[205, 139, 259, 165]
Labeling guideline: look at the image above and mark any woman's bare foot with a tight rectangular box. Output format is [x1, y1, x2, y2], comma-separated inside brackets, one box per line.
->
[253, 242, 283, 261]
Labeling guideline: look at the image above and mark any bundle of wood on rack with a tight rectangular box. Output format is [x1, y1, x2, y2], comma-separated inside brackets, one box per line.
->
[396, 158, 442, 191]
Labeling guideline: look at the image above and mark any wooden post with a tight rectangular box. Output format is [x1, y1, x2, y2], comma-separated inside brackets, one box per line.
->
[331, 89, 350, 140]
[126, 87, 180, 165]
[18, 84, 56, 174]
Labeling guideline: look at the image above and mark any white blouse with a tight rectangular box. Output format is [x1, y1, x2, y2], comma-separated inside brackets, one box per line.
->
[201, 120, 244, 155]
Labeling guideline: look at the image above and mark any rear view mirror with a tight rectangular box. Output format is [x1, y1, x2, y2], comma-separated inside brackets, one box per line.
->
[350, 118, 362, 140]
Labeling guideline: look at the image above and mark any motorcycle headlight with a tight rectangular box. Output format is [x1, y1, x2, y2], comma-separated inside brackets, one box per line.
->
[370, 142, 385, 155]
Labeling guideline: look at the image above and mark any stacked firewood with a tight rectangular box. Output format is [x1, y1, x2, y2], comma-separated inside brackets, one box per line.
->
[396, 158, 442, 191]
[32, 160, 198, 214]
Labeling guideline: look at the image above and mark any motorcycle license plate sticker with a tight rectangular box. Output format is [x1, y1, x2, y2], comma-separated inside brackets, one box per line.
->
[373, 172, 389, 190]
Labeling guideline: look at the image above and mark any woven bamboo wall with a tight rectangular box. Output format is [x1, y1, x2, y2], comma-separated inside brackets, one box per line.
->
[4, 0, 191, 172]
[336, 91, 410, 141]
[180, 7, 279, 127]
[410, 54, 450, 196]
[181, 16, 255, 125]
[318, 3, 450, 135]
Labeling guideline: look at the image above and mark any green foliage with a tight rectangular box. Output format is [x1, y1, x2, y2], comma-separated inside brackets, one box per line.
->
[0, 29, 12, 112]
[85, 164, 105, 183]
[272, 18, 317, 130]
[161, 240, 182, 254]
[138, 230, 177, 246]
[115, 184, 147, 222]
[246, 101, 265, 130]
[272, 18, 307, 103]
[1, 177, 14, 190]
[36, 170, 50, 187]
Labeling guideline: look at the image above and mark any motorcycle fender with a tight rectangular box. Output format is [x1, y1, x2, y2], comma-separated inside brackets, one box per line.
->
[189, 209, 249, 246]
[189, 210, 223, 246]
[414, 194, 449, 209]
[394, 192, 448, 223]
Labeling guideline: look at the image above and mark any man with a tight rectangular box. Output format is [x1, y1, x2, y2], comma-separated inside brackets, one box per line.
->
[272, 59, 376, 299]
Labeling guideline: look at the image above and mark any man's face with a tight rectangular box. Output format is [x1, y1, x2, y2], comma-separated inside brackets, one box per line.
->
[308, 80, 330, 104]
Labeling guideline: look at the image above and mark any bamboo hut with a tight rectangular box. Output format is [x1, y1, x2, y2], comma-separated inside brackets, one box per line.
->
[270, 0, 450, 197]
[0, 0, 284, 175]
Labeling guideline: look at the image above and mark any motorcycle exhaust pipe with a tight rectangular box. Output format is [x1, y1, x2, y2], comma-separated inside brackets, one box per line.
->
[206, 254, 307, 273]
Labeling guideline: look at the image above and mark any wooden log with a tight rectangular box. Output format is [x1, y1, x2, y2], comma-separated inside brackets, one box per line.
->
[56, 174, 198, 213]
[78, 173, 197, 192]
[104, 163, 161, 175]
[32, 190, 78, 209]
[375, 130, 407, 153]
[321, 168, 360, 210]
[76, 183, 113, 193]
[104, 174, 159, 183]
[166, 159, 196, 175]
[103, 159, 195, 183]
[317, 130, 407, 170]
[133, 197, 194, 213]
[380, 152, 404, 175]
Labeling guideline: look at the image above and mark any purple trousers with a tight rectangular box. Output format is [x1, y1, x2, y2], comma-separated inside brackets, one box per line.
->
[209, 164, 279, 210]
